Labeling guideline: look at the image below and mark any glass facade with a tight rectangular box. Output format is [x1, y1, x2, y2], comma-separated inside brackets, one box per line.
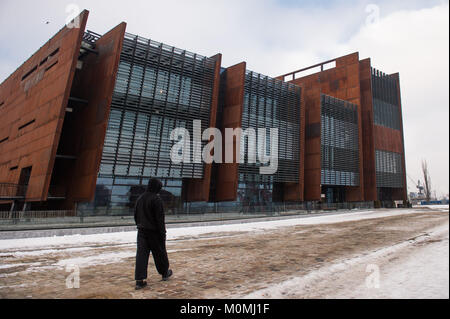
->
[321, 94, 360, 186]
[239, 70, 301, 182]
[238, 70, 302, 205]
[375, 150, 403, 188]
[84, 33, 218, 214]
[372, 68, 404, 190]
[372, 68, 401, 131]
[88, 177, 183, 215]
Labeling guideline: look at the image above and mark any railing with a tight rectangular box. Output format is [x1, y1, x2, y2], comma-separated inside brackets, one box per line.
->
[0, 210, 76, 220]
[278, 58, 337, 81]
[75, 201, 377, 218]
[0, 183, 28, 199]
[0, 202, 380, 231]
[83, 30, 102, 45]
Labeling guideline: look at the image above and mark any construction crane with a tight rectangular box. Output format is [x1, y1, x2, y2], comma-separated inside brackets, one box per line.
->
[407, 174, 425, 198]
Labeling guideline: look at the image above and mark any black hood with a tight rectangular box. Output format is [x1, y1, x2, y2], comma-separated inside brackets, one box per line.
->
[147, 178, 163, 194]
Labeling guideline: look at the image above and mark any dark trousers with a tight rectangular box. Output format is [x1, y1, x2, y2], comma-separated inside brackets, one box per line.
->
[135, 229, 170, 281]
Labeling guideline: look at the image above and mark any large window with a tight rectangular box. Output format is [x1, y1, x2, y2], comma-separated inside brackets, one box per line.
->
[81, 177, 183, 215]
[239, 70, 302, 183]
[375, 150, 403, 188]
[321, 95, 360, 186]
[96, 33, 218, 211]
[101, 33, 217, 182]
[372, 68, 401, 130]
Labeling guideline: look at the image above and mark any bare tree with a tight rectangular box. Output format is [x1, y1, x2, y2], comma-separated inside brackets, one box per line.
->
[422, 160, 432, 202]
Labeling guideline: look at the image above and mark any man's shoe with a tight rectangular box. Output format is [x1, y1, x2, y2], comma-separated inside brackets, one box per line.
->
[135, 280, 148, 290]
[162, 270, 173, 281]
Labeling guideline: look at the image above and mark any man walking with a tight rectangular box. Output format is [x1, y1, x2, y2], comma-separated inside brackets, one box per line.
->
[134, 178, 173, 290]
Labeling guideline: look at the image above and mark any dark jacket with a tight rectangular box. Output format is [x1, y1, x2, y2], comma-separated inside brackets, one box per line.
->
[134, 179, 166, 235]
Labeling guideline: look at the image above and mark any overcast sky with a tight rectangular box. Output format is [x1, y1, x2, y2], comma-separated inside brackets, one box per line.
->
[0, 0, 448, 197]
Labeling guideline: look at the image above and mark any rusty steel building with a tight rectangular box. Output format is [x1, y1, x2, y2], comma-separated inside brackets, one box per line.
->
[278, 52, 407, 205]
[213, 63, 304, 213]
[0, 11, 407, 215]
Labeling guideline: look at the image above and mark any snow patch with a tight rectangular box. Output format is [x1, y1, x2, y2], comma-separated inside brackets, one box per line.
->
[242, 224, 449, 299]
[53, 251, 136, 268]
[420, 205, 449, 212]
[0, 263, 28, 270]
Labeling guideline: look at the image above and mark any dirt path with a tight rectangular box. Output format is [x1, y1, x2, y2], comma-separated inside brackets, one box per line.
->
[0, 210, 448, 299]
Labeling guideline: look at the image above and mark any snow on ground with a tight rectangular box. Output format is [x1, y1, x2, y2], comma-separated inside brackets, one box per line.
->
[0, 208, 440, 253]
[0, 247, 98, 258]
[243, 223, 449, 299]
[0, 263, 29, 270]
[53, 251, 136, 268]
[52, 248, 193, 269]
[415, 204, 449, 212]
[360, 230, 448, 299]
[0, 207, 448, 298]
[1, 207, 447, 283]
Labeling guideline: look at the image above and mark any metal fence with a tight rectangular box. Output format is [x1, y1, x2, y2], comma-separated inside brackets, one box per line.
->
[0, 210, 76, 220]
[0, 201, 378, 221]
[0, 202, 379, 230]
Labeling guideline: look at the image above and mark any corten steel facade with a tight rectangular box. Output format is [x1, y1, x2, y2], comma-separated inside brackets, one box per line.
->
[278, 52, 407, 204]
[0, 11, 406, 214]
[0, 10, 102, 210]
[0, 10, 127, 211]
[215, 63, 304, 210]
